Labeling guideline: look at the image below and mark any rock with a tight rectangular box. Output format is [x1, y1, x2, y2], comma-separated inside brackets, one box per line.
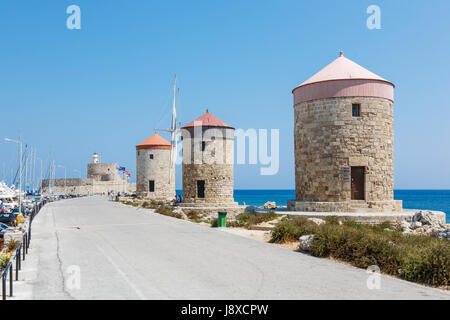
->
[244, 206, 257, 214]
[399, 220, 411, 231]
[411, 221, 422, 229]
[262, 201, 277, 209]
[299, 234, 315, 252]
[436, 228, 450, 240]
[308, 218, 325, 225]
[412, 211, 443, 227]
[172, 208, 188, 220]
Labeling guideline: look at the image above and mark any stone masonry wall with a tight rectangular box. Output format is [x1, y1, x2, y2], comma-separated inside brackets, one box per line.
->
[294, 96, 396, 207]
[136, 148, 175, 200]
[87, 163, 122, 182]
[41, 178, 135, 195]
[182, 127, 235, 204]
[182, 164, 234, 204]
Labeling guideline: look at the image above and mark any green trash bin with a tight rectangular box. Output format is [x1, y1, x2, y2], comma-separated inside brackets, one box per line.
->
[218, 211, 227, 228]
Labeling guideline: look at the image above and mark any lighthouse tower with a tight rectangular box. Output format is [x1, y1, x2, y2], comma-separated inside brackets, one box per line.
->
[288, 52, 402, 212]
[181, 110, 236, 206]
[136, 133, 175, 200]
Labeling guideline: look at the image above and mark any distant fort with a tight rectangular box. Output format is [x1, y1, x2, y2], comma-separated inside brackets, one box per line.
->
[42, 153, 135, 195]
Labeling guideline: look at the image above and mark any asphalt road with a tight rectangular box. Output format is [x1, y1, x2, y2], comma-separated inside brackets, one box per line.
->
[16, 196, 449, 299]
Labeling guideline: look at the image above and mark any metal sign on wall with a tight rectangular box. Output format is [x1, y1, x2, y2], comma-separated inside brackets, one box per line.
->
[343, 167, 350, 180]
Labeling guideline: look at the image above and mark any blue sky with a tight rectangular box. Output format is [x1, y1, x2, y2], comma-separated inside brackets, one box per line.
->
[0, 0, 449, 189]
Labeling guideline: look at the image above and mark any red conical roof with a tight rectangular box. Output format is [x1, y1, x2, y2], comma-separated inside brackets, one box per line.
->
[182, 110, 234, 129]
[136, 133, 171, 150]
[292, 52, 395, 104]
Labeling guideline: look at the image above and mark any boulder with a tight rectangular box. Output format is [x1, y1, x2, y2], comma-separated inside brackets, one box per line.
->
[411, 221, 422, 229]
[412, 211, 443, 227]
[308, 218, 326, 226]
[399, 220, 411, 231]
[436, 228, 450, 240]
[172, 208, 188, 220]
[299, 235, 315, 252]
[262, 202, 277, 209]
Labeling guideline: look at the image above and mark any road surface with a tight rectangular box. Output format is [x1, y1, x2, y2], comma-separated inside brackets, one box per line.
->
[13, 196, 450, 299]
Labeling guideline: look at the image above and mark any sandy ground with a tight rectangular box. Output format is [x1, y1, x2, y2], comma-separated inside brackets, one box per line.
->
[219, 227, 300, 250]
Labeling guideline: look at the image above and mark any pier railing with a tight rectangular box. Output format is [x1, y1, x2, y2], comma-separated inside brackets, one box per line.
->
[1, 199, 47, 300]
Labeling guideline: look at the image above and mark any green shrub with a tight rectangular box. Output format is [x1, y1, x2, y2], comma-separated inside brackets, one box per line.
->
[210, 218, 218, 228]
[142, 201, 159, 209]
[155, 206, 175, 216]
[400, 242, 449, 287]
[325, 216, 340, 225]
[270, 217, 319, 243]
[233, 211, 279, 229]
[309, 225, 403, 274]
[6, 240, 19, 252]
[142, 202, 150, 208]
[173, 212, 184, 220]
[0, 253, 11, 269]
[186, 210, 202, 222]
[269, 217, 450, 287]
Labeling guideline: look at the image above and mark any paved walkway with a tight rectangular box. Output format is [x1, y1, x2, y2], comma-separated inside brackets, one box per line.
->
[11, 196, 450, 299]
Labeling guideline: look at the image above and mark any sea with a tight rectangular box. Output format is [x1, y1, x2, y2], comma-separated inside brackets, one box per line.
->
[177, 189, 450, 223]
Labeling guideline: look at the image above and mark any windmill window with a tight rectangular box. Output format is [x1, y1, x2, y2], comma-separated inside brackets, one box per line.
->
[150, 154, 154, 160]
[352, 104, 361, 117]
[201, 141, 206, 151]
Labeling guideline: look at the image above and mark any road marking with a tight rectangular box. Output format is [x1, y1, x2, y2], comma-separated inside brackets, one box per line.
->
[94, 244, 147, 300]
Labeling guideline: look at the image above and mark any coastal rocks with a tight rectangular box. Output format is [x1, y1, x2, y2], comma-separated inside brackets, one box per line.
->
[262, 202, 277, 209]
[299, 235, 315, 252]
[397, 211, 448, 239]
[307, 218, 326, 226]
[411, 210, 443, 226]
[436, 228, 450, 240]
[410, 221, 422, 229]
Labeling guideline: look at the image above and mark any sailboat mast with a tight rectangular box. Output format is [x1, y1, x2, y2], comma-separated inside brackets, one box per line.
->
[171, 75, 177, 135]
[168, 75, 177, 184]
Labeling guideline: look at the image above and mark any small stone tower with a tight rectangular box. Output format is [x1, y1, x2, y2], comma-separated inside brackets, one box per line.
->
[181, 110, 236, 205]
[136, 133, 175, 200]
[288, 52, 402, 212]
[87, 153, 121, 182]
